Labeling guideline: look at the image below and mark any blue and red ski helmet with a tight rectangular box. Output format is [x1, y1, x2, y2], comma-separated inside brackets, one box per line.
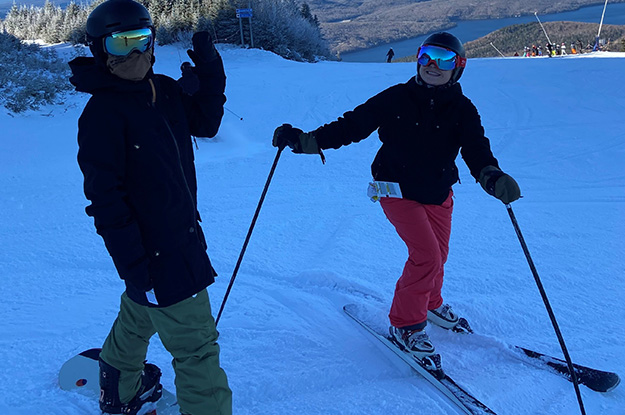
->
[418, 32, 467, 85]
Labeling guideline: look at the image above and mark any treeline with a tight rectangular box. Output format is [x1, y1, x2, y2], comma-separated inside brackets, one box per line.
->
[0, 0, 331, 62]
[0, 0, 330, 113]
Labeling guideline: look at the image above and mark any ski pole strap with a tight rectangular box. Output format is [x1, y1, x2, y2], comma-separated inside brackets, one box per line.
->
[318, 149, 326, 164]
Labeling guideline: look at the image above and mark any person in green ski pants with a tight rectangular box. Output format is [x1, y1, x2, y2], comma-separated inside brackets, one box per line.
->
[69, 0, 232, 413]
[100, 291, 230, 415]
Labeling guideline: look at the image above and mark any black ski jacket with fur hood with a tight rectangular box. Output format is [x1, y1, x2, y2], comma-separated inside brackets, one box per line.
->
[69, 55, 226, 307]
[313, 77, 499, 205]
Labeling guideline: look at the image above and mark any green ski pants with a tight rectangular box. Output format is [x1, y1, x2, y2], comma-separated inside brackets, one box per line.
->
[100, 290, 232, 415]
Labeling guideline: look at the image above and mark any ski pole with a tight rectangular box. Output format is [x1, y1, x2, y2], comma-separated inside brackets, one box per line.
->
[225, 106, 244, 121]
[505, 204, 586, 415]
[215, 144, 285, 326]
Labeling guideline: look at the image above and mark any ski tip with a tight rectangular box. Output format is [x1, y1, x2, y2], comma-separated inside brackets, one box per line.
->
[600, 374, 621, 393]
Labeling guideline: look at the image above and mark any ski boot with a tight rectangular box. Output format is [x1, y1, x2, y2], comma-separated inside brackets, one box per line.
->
[428, 304, 473, 334]
[99, 358, 163, 415]
[389, 326, 443, 378]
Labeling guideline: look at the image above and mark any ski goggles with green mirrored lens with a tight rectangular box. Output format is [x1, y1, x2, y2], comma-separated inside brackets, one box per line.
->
[417, 45, 466, 71]
[104, 28, 154, 57]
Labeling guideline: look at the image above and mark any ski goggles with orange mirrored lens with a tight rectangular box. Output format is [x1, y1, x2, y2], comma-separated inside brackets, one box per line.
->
[104, 28, 154, 57]
[417, 45, 466, 71]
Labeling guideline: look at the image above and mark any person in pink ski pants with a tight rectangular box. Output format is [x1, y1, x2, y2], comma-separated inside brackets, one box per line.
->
[272, 32, 521, 367]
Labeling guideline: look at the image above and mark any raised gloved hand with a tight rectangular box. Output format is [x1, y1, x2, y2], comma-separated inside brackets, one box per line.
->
[479, 165, 521, 204]
[187, 31, 218, 69]
[272, 124, 319, 154]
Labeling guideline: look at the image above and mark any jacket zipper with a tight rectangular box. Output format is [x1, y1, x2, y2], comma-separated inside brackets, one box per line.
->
[148, 80, 198, 233]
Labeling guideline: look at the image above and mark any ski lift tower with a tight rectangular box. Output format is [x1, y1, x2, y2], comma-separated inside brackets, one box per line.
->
[594, 0, 609, 51]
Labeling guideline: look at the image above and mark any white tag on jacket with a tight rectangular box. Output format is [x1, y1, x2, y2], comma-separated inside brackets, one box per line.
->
[367, 181, 402, 202]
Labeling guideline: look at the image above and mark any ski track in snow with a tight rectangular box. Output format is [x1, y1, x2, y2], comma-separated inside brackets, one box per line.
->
[0, 44, 624, 414]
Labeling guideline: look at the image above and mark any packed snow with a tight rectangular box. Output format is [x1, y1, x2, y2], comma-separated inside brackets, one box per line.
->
[0, 44, 624, 415]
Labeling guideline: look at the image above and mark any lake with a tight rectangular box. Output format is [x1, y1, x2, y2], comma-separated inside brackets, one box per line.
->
[341, 2, 625, 62]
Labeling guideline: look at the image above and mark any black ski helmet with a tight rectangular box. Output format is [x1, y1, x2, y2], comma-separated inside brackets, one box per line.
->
[86, 0, 153, 60]
[418, 32, 466, 84]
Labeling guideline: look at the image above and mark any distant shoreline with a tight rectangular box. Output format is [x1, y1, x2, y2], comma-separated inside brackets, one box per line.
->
[340, 2, 625, 62]
[321, 0, 625, 55]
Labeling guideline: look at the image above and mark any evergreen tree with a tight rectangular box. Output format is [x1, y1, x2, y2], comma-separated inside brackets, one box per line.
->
[300, 3, 318, 28]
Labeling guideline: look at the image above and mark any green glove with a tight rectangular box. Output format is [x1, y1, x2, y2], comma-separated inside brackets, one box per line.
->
[479, 166, 521, 204]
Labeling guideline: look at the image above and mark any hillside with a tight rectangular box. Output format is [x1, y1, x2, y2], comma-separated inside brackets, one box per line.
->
[303, 0, 625, 54]
[464, 21, 625, 58]
[1, 45, 625, 415]
[392, 21, 625, 61]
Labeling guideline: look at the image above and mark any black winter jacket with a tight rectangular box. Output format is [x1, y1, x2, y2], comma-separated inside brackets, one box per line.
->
[314, 77, 499, 205]
[69, 56, 226, 307]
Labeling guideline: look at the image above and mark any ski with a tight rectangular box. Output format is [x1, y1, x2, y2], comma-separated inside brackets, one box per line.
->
[344, 304, 496, 415]
[427, 314, 621, 393]
[513, 345, 620, 393]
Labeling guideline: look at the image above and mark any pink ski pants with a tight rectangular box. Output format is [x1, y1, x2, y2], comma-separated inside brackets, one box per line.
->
[380, 192, 453, 328]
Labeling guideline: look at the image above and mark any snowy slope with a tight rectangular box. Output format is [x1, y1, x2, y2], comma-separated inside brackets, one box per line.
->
[0, 45, 623, 415]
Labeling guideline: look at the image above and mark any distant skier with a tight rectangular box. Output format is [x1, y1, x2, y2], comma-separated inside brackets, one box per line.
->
[272, 32, 520, 370]
[386, 47, 395, 63]
[561, 42, 567, 55]
[68, 0, 232, 414]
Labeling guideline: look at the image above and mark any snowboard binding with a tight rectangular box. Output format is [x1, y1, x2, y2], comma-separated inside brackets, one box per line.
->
[99, 358, 163, 415]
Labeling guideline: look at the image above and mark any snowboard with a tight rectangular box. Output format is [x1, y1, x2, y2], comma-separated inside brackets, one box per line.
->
[59, 348, 179, 415]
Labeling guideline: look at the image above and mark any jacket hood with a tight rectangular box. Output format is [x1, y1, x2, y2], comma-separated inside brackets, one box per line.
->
[68, 56, 154, 95]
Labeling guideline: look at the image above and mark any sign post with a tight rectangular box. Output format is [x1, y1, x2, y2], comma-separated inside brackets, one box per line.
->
[236, 7, 254, 48]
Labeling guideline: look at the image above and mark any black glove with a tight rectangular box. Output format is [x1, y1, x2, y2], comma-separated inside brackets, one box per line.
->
[187, 31, 218, 68]
[273, 124, 320, 154]
[479, 166, 521, 204]
[273, 124, 303, 150]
